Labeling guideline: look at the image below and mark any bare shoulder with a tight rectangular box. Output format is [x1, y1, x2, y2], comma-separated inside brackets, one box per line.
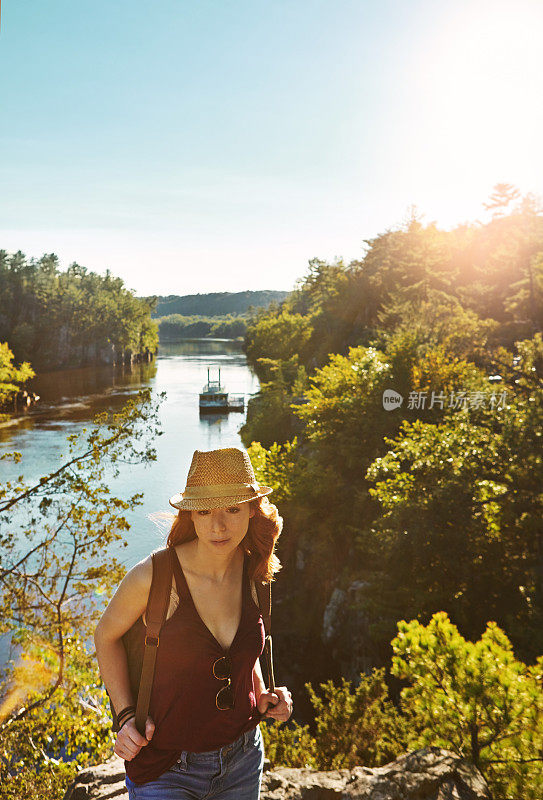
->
[94, 553, 154, 640]
[126, 553, 154, 591]
[116, 552, 155, 599]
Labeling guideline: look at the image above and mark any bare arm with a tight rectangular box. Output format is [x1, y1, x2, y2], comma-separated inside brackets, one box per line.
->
[94, 555, 153, 718]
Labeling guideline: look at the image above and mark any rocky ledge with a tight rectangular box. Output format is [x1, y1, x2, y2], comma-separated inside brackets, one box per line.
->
[63, 746, 491, 799]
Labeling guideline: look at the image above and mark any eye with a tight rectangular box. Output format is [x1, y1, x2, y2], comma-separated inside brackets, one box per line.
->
[198, 510, 211, 516]
[227, 507, 240, 513]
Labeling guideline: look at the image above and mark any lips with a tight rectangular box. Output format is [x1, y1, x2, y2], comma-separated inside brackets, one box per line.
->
[211, 538, 230, 545]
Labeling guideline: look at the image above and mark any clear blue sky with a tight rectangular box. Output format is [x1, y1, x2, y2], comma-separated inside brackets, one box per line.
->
[1, 0, 541, 295]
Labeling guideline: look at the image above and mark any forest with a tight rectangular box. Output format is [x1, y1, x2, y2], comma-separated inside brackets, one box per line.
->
[237, 185, 542, 792]
[0, 251, 158, 372]
[152, 290, 289, 341]
[156, 313, 248, 340]
[150, 290, 289, 318]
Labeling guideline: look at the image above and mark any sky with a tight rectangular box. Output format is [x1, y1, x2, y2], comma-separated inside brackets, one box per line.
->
[0, 0, 542, 296]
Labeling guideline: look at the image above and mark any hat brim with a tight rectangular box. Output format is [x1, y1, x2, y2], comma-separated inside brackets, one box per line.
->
[169, 486, 273, 511]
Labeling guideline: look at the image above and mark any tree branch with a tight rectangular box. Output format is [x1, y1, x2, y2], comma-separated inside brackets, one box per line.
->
[0, 419, 136, 513]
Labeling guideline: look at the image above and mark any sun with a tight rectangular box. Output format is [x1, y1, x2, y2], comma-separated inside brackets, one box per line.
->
[394, 0, 543, 226]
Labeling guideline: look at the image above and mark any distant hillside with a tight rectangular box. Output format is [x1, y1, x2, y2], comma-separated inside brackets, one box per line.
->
[148, 290, 289, 318]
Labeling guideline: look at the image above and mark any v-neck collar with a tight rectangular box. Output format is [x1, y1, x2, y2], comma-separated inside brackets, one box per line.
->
[171, 547, 247, 654]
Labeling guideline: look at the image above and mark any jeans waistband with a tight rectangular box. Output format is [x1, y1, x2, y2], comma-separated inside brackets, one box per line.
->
[177, 725, 258, 766]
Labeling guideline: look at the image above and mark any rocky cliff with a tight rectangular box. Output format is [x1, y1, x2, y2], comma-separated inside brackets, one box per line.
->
[63, 746, 491, 799]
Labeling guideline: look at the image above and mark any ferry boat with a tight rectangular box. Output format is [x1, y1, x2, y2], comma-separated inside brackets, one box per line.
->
[199, 368, 245, 413]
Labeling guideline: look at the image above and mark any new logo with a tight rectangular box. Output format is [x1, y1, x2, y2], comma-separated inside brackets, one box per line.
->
[382, 389, 403, 410]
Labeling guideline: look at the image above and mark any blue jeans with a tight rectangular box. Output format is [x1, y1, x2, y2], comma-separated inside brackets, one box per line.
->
[125, 724, 265, 799]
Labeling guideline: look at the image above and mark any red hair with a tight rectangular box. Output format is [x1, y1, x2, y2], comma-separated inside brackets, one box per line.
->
[166, 495, 282, 583]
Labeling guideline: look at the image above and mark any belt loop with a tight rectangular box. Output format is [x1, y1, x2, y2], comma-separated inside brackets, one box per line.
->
[177, 751, 188, 771]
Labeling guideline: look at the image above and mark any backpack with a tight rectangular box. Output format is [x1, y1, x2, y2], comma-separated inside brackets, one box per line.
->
[107, 546, 275, 736]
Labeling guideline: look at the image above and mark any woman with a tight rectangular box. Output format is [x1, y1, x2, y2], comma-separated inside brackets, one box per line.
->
[94, 446, 293, 799]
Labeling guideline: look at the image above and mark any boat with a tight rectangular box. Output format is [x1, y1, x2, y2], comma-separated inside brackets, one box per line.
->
[199, 368, 245, 413]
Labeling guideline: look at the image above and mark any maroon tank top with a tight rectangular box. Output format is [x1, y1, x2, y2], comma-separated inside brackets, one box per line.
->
[125, 546, 265, 786]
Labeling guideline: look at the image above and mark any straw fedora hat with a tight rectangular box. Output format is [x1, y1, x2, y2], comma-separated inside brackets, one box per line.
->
[169, 447, 273, 511]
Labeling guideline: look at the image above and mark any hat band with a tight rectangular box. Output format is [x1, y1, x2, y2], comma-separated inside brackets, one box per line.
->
[182, 482, 260, 499]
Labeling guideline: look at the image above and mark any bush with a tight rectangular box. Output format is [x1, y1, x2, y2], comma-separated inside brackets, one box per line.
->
[263, 668, 408, 770]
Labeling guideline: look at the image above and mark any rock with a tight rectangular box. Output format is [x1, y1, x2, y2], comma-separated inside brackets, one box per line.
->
[322, 588, 346, 643]
[63, 756, 127, 799]
[63, 747, 491, 800]
[321, 579, 385, 682]
[259, 747, 491, 799]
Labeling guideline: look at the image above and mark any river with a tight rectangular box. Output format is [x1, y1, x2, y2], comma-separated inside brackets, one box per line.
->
[0, 339, 260, 668]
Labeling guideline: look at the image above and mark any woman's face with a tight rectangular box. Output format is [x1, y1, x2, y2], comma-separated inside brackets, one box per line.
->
[190, 502, 254, 553]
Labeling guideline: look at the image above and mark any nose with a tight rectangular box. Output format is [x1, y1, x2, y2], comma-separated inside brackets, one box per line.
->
[211, 509, 227, 532]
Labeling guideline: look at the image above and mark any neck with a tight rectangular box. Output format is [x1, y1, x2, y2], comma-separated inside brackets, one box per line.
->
[190, 540, 243, 582]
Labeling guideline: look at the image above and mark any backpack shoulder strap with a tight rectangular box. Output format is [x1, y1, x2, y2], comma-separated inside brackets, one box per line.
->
[134, 547, 173, 735]
[253, 580, 272, 637]
[252, 578, 275, 693]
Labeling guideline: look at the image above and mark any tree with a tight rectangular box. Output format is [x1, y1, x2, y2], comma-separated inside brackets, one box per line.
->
[239, 195, 543, 742]
[483, 183, 521, 217]
[245, 310, 313, 381]
[0, 342, 35, 419]
[0, 250, 159, 370]
[365, 333, 543, 657]
[0, 388, 164, 796]
[391, 612, 543, 800]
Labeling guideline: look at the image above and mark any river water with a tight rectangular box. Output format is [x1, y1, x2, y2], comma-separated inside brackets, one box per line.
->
[0, 340, 259, 668]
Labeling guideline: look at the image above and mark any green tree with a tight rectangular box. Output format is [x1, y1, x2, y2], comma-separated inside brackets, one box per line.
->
[391, 612, 543, 800]
[367, 334, 543, 657]
[0, 388, 164, 798]
[292, 345, 396, 487]
[245, 310, 313, 382]
[0, 342, 35, 420]
[241, 356, 308, 447]
[239, 195, 543, 752]
[0, 251, 158, 370]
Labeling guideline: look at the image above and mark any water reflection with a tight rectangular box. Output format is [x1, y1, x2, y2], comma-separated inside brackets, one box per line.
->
[159, 339, 244, 358]
[28, 360, 158, 404]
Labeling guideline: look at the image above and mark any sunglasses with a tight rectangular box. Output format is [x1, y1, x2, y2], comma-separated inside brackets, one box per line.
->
[213, 655, 234, 711]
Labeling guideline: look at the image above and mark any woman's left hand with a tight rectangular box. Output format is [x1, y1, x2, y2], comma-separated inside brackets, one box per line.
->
[257, 686, 293, 722]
